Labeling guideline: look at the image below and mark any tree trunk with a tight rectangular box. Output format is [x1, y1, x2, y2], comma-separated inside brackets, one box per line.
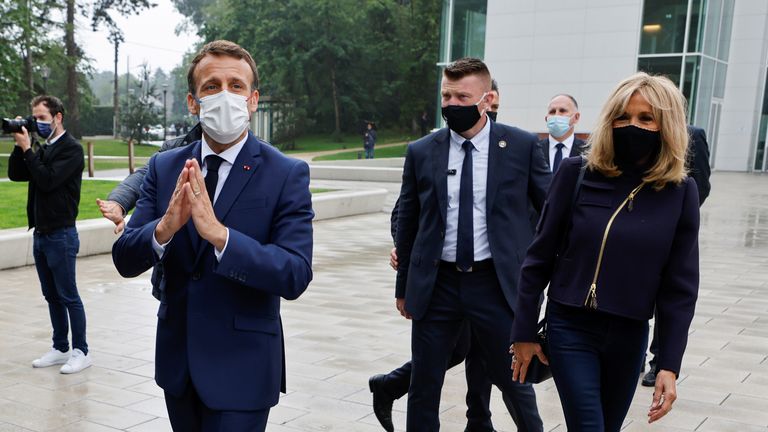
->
[65, 0, 80, 138]
[330, 65, 341, 137]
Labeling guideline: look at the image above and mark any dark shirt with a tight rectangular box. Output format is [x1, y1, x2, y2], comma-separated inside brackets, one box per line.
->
[8, 132, 84, 232]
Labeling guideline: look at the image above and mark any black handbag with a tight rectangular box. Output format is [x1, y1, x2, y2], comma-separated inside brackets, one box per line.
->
[524, 318, 552, 384]
[523, 157, 588, 384]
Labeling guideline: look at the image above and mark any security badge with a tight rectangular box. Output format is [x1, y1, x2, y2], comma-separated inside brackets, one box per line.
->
[498, 140, 507, 148]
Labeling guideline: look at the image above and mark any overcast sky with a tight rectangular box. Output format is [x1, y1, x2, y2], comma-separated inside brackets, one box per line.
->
[78, 0, 200, 74]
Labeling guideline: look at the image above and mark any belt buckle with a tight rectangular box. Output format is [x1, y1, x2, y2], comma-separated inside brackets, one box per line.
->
[456, 265, 473, 273]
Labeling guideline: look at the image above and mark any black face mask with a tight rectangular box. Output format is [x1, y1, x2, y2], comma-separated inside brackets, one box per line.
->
[442, 104, 482, 133]
[612, 125, 662, 171]
[487, 111, 498, 122]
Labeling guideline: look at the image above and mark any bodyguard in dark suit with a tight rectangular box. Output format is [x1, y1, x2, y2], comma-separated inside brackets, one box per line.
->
[112, 41, 313, 431]
[396, 58, 549, 431]
[539, 94, 587, 173]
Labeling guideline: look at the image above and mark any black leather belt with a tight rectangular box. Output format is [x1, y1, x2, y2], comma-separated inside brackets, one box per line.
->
[439, 259, 494, 273]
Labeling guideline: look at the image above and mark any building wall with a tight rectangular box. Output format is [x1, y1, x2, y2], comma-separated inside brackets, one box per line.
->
[715, 1, 768, 171]
[484, 0, 643, 135]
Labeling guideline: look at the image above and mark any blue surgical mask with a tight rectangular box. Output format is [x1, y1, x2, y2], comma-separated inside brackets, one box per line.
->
[37, 120, 53, 139]
[546, 115, 571, 138]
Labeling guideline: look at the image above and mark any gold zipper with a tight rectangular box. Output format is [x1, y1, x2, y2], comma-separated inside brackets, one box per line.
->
[584, 182, 645, 310]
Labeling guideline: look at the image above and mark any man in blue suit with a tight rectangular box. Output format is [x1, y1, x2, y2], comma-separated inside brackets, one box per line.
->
[112, 40, 313, 431]
[395, 58, 550, 431]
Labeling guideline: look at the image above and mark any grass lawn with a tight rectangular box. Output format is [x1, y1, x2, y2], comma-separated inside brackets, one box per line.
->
[0, 180, 120, 229]
[313, 143, 408, 161]
[282, 131, 413, 154]
[0, 138, 159, 158]
[0, 181, 332, 229]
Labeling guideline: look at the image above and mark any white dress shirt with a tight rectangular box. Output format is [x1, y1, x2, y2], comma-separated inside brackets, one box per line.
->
[152, 134, 248, 261]
[547, 133, 574, 171]
[442, 116, 492, 262]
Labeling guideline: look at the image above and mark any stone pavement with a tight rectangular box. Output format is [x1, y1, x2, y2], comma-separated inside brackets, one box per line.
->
[0, 172, 767, 431]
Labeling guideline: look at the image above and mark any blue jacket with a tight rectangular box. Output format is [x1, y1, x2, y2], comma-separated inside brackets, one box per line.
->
[112, 133, 314, 410]
[511, 157, 700, 374]
[395, 123, 551, 320]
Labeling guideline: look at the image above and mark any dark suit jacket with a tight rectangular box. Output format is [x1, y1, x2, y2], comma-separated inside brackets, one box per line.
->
[8, 132, 84, 232]
[512, 157, 699, 374]
[687, 125, 711, 205]
[537, 136, 587, 172]
[395, 123, 551, 320]
[112, 133, 314, 411]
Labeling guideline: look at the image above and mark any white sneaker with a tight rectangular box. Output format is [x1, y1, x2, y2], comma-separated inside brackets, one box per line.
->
[59, 349, 92, 374]
[32, 348, 70, 368]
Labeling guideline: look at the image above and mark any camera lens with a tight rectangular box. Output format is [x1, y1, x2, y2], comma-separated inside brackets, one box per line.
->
[1, 116, 38, 134]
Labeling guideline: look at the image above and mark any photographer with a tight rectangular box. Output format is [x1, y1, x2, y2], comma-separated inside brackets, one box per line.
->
[7, 95, 91, 374]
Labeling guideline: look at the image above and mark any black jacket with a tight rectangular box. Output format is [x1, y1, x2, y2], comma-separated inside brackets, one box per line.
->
[8, 132, 84, 233]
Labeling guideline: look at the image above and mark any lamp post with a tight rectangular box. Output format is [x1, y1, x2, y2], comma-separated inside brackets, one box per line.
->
[41, 66, 50, 93]
[162, 84, 168, 142]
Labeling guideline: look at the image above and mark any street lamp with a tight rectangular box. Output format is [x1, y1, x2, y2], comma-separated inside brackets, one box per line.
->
[41, 66, 50, 93]
[162, 84, 168, 142]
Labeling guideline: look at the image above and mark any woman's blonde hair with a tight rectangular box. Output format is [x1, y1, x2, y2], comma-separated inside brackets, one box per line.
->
[586, 72, 689, 189]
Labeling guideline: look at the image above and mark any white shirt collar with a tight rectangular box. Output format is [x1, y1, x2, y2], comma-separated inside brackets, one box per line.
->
[47, 130, 66, 145]
[201, 133, 248, 167]
[548, 133, 575, 152]
[449, 114, 491, 151]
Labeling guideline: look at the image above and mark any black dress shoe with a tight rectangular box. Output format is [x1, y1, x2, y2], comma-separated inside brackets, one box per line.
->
[641, 367, 657, 387]
[369, 374, 395, 432]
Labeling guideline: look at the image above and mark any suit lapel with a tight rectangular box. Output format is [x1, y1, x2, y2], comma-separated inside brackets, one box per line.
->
[192, 134, 261, 267]
[431, 130, 450, 226]
[486, 123, 505, 214]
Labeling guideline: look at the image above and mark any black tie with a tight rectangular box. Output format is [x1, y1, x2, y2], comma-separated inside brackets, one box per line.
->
[456, 140, 474, 272]
[553, 143, 564, 173]
[204, 155, 224, 203]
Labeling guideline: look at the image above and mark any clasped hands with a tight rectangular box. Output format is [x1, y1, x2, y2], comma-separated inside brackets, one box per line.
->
[155, 158, 227, 251]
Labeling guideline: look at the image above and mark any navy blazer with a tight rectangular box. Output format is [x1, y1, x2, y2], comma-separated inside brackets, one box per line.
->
[112, 133, 314, 411]
[537, 136, 587, 172]
[395, 123, 551, 320]
[511, 157, 699, 374]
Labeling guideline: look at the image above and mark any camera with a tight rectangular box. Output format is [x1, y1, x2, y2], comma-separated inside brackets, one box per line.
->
[2, 116, 38, 134]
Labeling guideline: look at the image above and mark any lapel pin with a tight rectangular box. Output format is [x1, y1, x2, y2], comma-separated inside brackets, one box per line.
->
[243, 165, 251, 171]
[498, 140, 507, 148]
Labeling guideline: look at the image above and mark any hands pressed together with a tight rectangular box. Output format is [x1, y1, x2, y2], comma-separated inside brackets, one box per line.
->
[155, 159, 227, 250]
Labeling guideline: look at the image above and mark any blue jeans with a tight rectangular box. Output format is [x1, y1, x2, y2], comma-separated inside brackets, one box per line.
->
[546, 301, 647, 432]
[365, 147, 374, 159]
[33, 226, 88, 354]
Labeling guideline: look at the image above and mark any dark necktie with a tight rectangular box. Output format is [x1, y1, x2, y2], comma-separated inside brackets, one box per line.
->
[456, 140, 474, 272]
[204, 155, 224, 203]
[553, 142, 564, 173]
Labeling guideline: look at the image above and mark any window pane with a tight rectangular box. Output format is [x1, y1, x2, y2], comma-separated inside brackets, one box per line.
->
[450, 0, 488, 60]
[640, 0, 689, 54]
[694, 57, 715, 129]
[714, 62, 727, 98]
[638, 57, 684, 86]
[683, 56, 701, 121]
[438, 0, 452, 62]
[703, 0, 722, 57]
[688, 0, 706, 52]
[717, 0, 734, 61]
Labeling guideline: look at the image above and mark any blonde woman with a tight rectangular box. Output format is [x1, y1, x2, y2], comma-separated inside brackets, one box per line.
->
[510, 73, 699, 431]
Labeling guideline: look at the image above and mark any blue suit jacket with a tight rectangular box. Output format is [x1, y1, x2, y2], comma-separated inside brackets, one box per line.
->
[395, 123, 552, 320]
[112, 133, 314, 411]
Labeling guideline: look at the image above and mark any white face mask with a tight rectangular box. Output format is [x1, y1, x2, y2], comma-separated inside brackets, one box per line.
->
[196, 91, 251, 144]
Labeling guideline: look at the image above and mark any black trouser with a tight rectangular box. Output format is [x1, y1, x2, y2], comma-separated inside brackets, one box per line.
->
[407, 265, 542, 432]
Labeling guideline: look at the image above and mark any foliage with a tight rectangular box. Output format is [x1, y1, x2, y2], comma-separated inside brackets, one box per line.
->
[173, 0, 441, 137]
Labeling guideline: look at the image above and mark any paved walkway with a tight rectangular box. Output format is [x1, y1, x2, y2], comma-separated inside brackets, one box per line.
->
[0, 172, 767, 431]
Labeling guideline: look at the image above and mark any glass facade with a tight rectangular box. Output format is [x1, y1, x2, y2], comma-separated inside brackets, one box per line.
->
[756, 69, 768, 171]
[638, 0, 735, 166]
[436, 0, 488, 128]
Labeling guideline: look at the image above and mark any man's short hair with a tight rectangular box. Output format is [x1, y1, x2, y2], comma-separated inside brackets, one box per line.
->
[552, 93, 579, 110]
[444, 58, 491, 89]
[187, 40, 259, 95]
[31, 95, 65, 117]
[491, 79, 499, 93]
